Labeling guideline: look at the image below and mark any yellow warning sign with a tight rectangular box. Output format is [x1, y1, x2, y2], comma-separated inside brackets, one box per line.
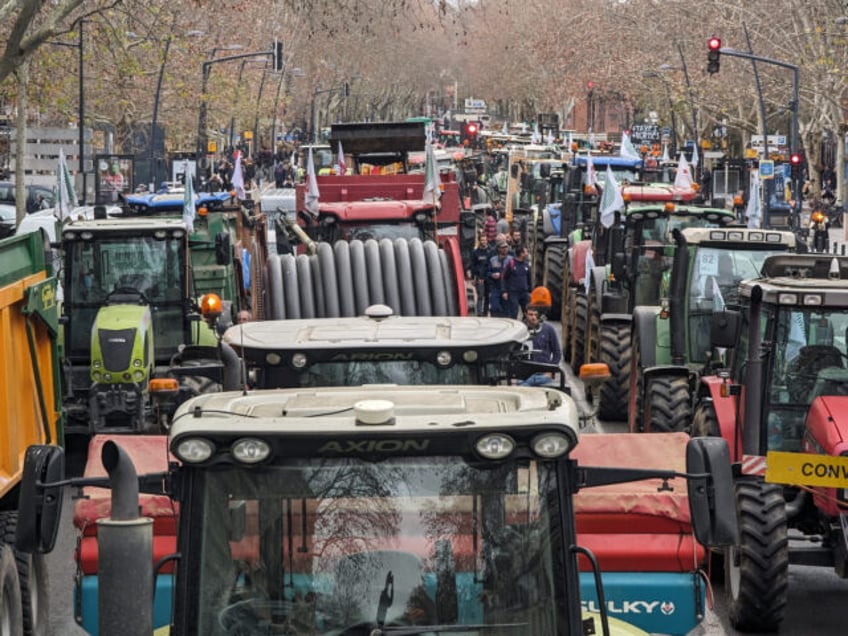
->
[765, 451, 848, 488]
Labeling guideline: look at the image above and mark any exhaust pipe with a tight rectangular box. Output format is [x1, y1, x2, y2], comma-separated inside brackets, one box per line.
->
[97, 441, 153, 636]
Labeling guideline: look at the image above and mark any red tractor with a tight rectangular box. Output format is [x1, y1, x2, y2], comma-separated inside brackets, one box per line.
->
[694, 253, 848, 632]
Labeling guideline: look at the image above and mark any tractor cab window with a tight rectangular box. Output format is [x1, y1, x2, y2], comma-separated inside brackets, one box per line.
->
[192, 457, 564, 635]
[767, 308, 848, 451]
[298, 360, 475, 387]
[65, 234, 185, 360]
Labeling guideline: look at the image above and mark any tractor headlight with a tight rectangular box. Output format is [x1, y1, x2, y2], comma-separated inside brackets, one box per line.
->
[174, 438, 215, 463]
[133, 359, 143, 368]
[92, 371, 101, 382]
[531, 431, 574, 458]
[232, 438, 271, 464]
[133, 370, 145, 381]
[291, 353, 307, 368]
[475, 433, 515, 460]
[103, 373, 112, 382]
[436, 351, 452, 367]
[93, 359, 101, 369]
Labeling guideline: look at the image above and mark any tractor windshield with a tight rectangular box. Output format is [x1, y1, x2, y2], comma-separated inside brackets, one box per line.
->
[64, 234, 186, 360]
[191, 457, 565, 635]
[257, 358, 511, 389]
[687, 247, 777, 362]
[765, 307, 848, 451]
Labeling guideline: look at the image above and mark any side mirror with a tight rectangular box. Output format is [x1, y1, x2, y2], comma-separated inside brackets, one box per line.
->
[686, 437, 738, 546]
[709, 310, 742, 349]
[510, 163, 520, 179]
[16, 445, 66, 553]
[540, 163, 551, 179]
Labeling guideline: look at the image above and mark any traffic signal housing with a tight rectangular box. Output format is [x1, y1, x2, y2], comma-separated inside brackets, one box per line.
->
[273, 39, 284, 72]
[707, 37, 721, 75]
[789, 152, 802, 177]
[462, 121, 480, 144]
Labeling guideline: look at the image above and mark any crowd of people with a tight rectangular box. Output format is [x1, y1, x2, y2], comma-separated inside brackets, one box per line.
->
[465, 209, 562, 386]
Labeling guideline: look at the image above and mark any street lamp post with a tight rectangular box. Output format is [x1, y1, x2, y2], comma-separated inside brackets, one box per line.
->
[48, 21, 86, 202]
[643, 71, 678, 157]
[196, 48, 269, 182]
[137, 28, 205, 189]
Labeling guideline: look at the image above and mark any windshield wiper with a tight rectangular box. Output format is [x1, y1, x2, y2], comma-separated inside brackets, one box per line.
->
[375, 623, 528, 635]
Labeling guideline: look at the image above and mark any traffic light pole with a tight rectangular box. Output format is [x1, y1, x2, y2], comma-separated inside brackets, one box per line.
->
[718, 47, 801, 221]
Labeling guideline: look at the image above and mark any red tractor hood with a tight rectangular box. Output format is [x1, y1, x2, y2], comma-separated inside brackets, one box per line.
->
[805, 395, 848, 456]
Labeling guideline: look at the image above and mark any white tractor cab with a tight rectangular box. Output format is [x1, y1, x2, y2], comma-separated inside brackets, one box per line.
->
[18, 384, 736, 635]
[220, 304, 565, 390]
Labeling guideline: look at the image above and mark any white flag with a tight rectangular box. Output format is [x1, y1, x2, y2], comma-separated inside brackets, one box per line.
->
[584, 248, 595, 293]
[711, 276, 725, 311]
[599, 165, 624, 228]
[674, 153, 693, 190]
[231, 151, 246, 200]
[691, 142, 699, 168]
[56, 148, 78, 221]
[567, 131, 574, 151]
[501, 120, 509, 135]
[422, 137, 441, 203]
[305, 147, 320, 216]
[661, 142, 670, 162]
[620, 131, 641, 160]
[337, 140, 347, 176]
[585, 152, 599, 187]
[746, 170, 762, 229]
[183, 172, 196, 233]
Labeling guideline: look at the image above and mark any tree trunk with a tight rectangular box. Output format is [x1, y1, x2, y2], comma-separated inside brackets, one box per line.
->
[13, 58, 29, 227]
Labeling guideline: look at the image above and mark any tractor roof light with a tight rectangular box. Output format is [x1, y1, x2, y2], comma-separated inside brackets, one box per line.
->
[232, 437, 271, 464]
[197, 206, 209, 217]
[733, 194, 744, 206]
[664, 202, 675, 213]
[200, 293, 223, 322]
[812, 211, 826, 223]
[475, 433, 515, 460]
[174, 437, 215, 463]
[531, 431, 576, 459]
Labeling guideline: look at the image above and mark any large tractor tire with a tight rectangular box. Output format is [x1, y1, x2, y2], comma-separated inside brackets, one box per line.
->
[597, 322, 632, 421]
[572, 291, 588, 369]
[628, 327, 644, 432]
[531, 219, 545, 288]
[0, 512, 40, 636]
[691, 400, 720, 437]
[0, 544, 22, 636]
[561, 255, 573, 363]
[586, 289, 600, 364]
[644, 375, 692, 433]
[542, 243, 564, 321]
[726, 480, 789, 632]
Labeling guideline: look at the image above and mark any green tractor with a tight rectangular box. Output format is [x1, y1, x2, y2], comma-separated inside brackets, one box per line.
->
[579, 203, 736, 420]
[61, 212, 253, 435]
[628, 227, 796, 434]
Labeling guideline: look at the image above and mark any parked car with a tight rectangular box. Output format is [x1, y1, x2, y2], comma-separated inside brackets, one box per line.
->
[0, 204, 16, 238]
[0, 181, 55, 213]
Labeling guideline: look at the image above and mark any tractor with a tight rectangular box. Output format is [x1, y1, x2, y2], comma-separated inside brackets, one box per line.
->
[694, 254, 848, 632]
[628, 227, 796, 435]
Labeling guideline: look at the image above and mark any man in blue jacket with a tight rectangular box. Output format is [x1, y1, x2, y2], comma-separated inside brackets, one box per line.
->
[502, 244, 531, 319]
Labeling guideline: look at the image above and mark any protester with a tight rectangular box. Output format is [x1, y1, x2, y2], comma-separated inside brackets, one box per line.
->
[467, 235, 492, 315]
[520, 289, 562, 386]
[502, 244, 532, 318]
[487, 239, 513, 317]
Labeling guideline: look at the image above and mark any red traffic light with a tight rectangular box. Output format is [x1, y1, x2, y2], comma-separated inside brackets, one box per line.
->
[708, 37, 721, 51]
[789, 153, 801, 165]
[466, 122, 478, 135]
